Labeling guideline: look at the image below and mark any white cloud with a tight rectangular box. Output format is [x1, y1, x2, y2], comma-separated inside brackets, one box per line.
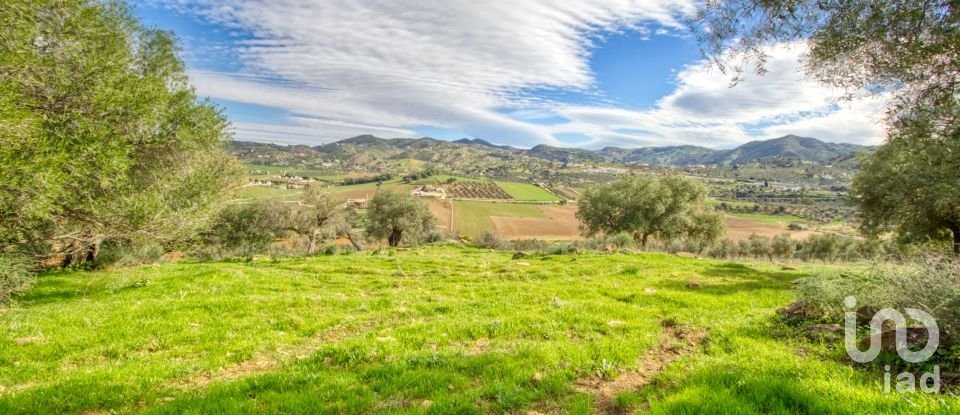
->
[160, 1, 887, 148]
[548, 46, 888, 148]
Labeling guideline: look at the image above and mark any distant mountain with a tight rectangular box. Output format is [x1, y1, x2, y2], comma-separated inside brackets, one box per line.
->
[600, 145, 715, 165]
[704, 135, 868, 165]
[526, 144, 605, 163]
[231, 134, 871, 171]
[453, 138, 516, 151]
[598, 135, 869, 166]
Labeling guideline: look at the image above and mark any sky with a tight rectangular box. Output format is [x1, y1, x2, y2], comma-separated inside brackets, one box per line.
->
[134, 0, 888, 149]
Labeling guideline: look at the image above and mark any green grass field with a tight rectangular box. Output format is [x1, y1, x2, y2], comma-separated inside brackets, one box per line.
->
[1, 247, 948, 414]
[494, 182, 559, 202]
[234, 185, 303, 201]
[727, 212, 810, 224]
[452, 201, 546, 236]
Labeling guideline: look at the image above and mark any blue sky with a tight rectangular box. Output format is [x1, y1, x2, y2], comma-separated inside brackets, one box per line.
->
[134, 0, 886, 149]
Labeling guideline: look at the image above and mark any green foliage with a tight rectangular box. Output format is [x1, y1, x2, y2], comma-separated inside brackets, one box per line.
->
[852, 122, 960, 254]
[747, 234, 772, 261]
[695, 0, 960, 254]
[365, 191, 436, 247]
[772, 233, 795, 260]
[0, 254, 33, 306]
[0, 0, 242, 262]
[272, 187, 357, 254]
[796, 256, 960, 341]
[204, 201, 278, 256]
[473, 230, 505, 250]
[577, 174, 725, 247]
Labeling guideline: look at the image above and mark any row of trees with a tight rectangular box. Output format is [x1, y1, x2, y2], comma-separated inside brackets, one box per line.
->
[206, 189, 437, 257]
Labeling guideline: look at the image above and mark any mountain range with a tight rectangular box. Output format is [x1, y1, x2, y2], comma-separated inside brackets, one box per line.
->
[232, 134, 871, 169]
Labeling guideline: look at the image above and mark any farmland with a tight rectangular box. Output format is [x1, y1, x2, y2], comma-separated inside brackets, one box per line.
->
[451, 201, 546, 236]
[494, 182, 560, 202]
[1, 247, 948, 414]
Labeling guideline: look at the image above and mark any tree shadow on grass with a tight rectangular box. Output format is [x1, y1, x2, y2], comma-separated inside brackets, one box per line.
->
[0, 346, 589, 415]
[655, 262, 802, 297]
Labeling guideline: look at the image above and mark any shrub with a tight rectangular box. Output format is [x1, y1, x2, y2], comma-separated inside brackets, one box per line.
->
[795, 256, 960, 343]
[511, 239, 549, 252]
[473, 231, 504, 250]
[0, 255, 34, 306]
[707, 238, 737, 259]
[606, 232, 635, 249]
[772, 234, 794, 260]
[205, 201, 278, 255]
[91, 239, 167, 268]
[747, 234, 772, 261]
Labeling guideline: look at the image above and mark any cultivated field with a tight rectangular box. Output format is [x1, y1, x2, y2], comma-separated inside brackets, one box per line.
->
[0, 247, 947, 413]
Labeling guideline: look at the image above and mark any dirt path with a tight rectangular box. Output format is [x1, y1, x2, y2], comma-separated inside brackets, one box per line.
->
[574, 323, 707, 414]
[425, 199, 453, 231]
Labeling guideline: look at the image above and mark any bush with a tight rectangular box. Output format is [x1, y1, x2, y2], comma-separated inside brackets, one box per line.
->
[772, 234, 794, 260]
[606, 232, 635, 249]
[707, 238, 737, 259]
[91, 239, 167, 268]
[795, 256, 960, 343]
[203, 201, 278, 256]
[511, 239, 549, 252]
[747, 234, 772, 261]
[0, 255, 34, 306]
[473, 231, 504, 250]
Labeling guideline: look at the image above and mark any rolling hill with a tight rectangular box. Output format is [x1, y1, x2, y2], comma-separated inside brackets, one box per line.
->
[230, 134, 871, 171]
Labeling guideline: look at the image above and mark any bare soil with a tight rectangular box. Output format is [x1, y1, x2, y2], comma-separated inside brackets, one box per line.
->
[724, 215, 818, 241]
[491, 205, 582, 240]
[425, 199, 453, 230]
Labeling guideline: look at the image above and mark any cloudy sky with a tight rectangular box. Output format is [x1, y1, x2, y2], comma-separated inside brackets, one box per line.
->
[136, 0, 887, 149]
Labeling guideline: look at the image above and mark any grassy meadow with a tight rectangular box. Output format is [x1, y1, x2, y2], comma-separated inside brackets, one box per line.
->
[1, 246, 951, 414]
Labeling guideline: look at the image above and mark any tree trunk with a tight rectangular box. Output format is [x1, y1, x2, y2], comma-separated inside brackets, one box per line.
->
[346, 233, 362, 251]
[85, 238, 102, 263]
[306, 233, 317, 255]
[388, 229, 402, 247]
[62, 241, 79, 268]
[641, 233, 649, 247]
[951, 223, 960, 255]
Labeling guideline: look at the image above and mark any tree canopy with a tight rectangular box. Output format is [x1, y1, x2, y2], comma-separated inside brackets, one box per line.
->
[694, 0, 960, 253]
[576, 174, 725, 247]
[365, 191, 436, 247]
[0, 0, 242, 262]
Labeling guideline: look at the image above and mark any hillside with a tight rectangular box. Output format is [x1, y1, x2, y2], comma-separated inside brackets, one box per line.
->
[229, 134, 871, 177]
[597, 135, 870, 166]
[1, 246, 937, 413]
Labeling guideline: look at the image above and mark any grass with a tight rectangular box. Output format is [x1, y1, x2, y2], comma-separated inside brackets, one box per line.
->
[234, 185, 303, 201]
[1, 247, 953, 414]
[727, 212, 810, 224]
[494, 182, 559, 202]
[452, 200, 546, 236]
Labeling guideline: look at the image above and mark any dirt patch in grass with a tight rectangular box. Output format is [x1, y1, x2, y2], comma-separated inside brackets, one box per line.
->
[491, 205, 582, 240]
[724, 215, 818, 241]
[425, 199, 453, 231]
[575, 323, 707, 414]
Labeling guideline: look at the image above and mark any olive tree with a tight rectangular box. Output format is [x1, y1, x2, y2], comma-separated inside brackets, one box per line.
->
[273, 188, 359, 254]
[0, 1, 242, 265]
[366, 191, 436, 247]
[576, 174, 725, 247]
